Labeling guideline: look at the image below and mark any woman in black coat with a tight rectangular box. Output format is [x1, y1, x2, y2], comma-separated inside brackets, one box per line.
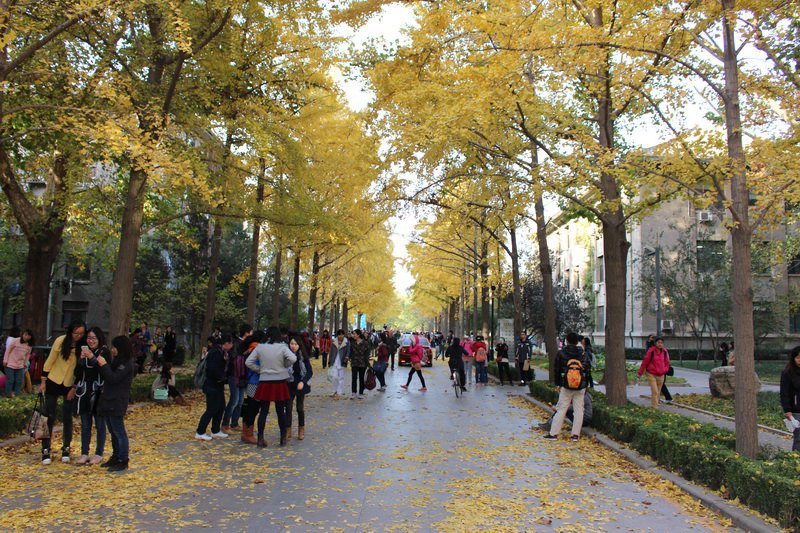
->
[74, 327, 111, 465]
[780, 346, 800, 451]
[286, 335, 313, 441]
[96, 336, 136, 472]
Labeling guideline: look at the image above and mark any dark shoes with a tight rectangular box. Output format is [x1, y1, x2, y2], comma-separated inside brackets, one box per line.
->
[108, 459, 129, 472]
[542, 434, 558, 440]
[101, 455, 120, 468]
[257, 438, 267, 448]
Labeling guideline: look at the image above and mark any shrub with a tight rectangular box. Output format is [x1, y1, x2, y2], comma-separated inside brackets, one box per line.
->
[526, 381, 800, 529]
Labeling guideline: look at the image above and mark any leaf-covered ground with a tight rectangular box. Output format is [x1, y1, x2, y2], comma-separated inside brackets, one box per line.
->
[0, 360, 738, 532]
[674, 391, 785, 432]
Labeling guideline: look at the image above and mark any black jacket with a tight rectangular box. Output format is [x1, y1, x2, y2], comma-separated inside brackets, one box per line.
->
[290, 358, 313, 397]
[446, 339, 468, 365]
[554, 344, 590, 389]
[780, 369, 800, 414]
[74, 346, 110, 415]
[97, 358, 135, 417]
[204, 345, 227, 391]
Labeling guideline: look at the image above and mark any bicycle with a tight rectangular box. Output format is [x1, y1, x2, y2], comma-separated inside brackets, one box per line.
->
[451, 366, 462, 397]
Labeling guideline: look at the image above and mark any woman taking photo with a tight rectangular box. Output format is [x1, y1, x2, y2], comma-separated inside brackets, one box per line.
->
[96, 335, 136, 472]
[74, 327, 109, 465]
[40, 320, 86, 465]
[3, 328, 34, 397]
[245, 327, 296, 447]
[286, 335, 312, 440]
[780, 346, 800, 451]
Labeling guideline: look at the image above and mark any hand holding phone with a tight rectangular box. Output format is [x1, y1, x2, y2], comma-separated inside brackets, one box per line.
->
[81, 346, 91, 358]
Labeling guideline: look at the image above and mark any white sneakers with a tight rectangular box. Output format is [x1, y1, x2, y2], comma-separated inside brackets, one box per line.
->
[210, 431, 229, 438]
[194, 433, 212, 441]
[195, 431, 228, 440]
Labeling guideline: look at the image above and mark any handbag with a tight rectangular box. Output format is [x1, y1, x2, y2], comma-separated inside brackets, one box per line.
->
[522, 360, 530, 372]
[373, 361, 388, 374]
[364, 367, 376, 390]
[26, 394, 50, 440]
[666, 365, 674, 376]
[153, 387, 169, 401]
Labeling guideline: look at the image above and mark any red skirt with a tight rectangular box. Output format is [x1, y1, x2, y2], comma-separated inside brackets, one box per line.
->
[254, 381, 290, 402]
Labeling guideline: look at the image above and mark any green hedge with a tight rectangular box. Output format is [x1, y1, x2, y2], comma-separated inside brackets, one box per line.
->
[487, 361, 523, 381]
[0, 373, 196, 440]
[527, 380, 800, 528]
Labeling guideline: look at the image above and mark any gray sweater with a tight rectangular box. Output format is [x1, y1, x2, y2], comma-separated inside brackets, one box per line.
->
[245, 342, 297, 382]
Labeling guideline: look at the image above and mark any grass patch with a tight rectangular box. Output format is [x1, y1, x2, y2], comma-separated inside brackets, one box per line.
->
[671, 360, 786, 382]
[674, 391, 786, 432]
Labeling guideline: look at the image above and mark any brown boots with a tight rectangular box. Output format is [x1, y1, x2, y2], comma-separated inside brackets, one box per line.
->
[286, 427, 292, 440]
[240, 425, 257, 444]
[298, 426, 305, 440]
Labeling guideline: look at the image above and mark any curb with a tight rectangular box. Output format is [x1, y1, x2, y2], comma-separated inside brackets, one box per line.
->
[520, 394, 779, 533]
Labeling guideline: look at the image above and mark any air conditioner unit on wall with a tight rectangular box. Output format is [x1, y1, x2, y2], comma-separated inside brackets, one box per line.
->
[661, 319, 674, 332]
[697, 210, 713, 222]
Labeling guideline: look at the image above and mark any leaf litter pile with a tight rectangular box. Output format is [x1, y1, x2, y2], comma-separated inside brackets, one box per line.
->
[0, 362, 737, 531]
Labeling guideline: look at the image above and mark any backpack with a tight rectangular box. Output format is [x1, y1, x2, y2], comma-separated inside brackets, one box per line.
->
[564, 358, 585, 390]
[475, 346, 487, 363]
[194, 355, 208, 389]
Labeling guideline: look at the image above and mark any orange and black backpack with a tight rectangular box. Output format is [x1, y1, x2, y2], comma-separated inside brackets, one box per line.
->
[564, 358, 585, 390]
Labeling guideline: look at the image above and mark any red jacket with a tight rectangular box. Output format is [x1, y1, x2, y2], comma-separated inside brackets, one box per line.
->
[319, 336, 332, 353]
[639, 347, 670, 377]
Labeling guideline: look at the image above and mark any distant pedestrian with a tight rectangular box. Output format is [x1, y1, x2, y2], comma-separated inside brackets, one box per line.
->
[374, 335, 390, 391]
[401, 335, 427, 391]
[328, 330, 349, 397]
[461, 335, 474, 387]
[222, 324, 252, 433]
[495, 338, 512, 385]
[163, 326, 177, 363]
[638, 336, 670, 409]
[544, 332, 590, 441]
[388, 331, 399, 371]
[286, 335, 312, 440]
[319, 330, 332, 369]
[74, 327, 109, 465]
[515, 332, 531, 386]
[718, 342, 730, 366]
[96, 335, 136, 472]
[245, 327, 296, 447]
[40, 320, 86, 465]
[781, 346, 800, 451]
[446, 337, 468, 392]
[3, 328, 33, 397]
[472, 335, 488, 385]
[349, 330, 371, 399]
[194, 335, 232, 441]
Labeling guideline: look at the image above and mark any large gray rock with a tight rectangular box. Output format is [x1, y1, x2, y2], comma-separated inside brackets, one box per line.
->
[709, 365, 761, 398]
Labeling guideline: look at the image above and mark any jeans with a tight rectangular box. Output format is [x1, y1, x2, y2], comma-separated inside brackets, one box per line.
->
[351, 366, 366, 394]
[197, 386, 226, 434]
[80, 412, 106, 456]
[286, 394, 305, 428]
[222, 377, 244, 428]
[463, 360, 474, 383]
[5, 367, 25, 395]
[475, 361, 488, 383]
[42, 386, 74, 453]
[106, 415, 129, 461]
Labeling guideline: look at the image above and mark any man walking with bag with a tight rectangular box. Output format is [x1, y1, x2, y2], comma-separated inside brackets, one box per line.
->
[543, 332, 590, 441]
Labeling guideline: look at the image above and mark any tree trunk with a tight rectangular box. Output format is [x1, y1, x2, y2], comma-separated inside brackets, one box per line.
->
[722, 0, 758, 457]
[25, 237, 62, 344]
[601, 214, 630, 406]
[480, 239, 490, 340]
[449, 299, 457, 335]
[201, 218, 222, 341]
[460, 283, 467, 336]
[533, 191, 559, 382]
[246, 160, 265, 326]
[290, 250, 300, 331]
[271, 245, 282, 327]
[333, 295, 340, 333]
[508, 226, 525, 360]
[109, 168, 148, 337]
[472, 271, 479, 334]
[307, 251, 320, 333]
[341, 298, 348, 331]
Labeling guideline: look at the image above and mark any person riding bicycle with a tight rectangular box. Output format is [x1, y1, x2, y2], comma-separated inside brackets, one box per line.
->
[445, 337, 468, 392]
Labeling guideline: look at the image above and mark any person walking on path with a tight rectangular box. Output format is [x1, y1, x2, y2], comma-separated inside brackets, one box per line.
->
[780, 346, 800, 451]
[446, 337, 468, 393]
[195, 335, 232, 440]
[328, 330, 349, 397]
[349, 330, 370, 399]
[374, 335, 390, 391]
[96, 335, 136, 472]
[222, 324, 252, 433]
[74, 327, 109, 466]
[495, 337, 512, 385]
[637, 336, 671, 409]
[544, 332, 590, 441]
[246, 327, 296, 448]
[286, 335, 312, 440]
[319, 330, 332, 369]
[40, 320, 86, 465]
[387, 331, 399, 371]
[401, 335, 427, 391]
[461, 335, 474, 387]
[515, 332, 531, 386]
[3, 328, 33, 397]
[163, 326, 177, 363]
[472, 335, 488, 385]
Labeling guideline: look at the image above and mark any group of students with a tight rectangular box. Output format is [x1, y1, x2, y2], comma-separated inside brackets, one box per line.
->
[37, 321, 135, 471]
[194, 324, 313, 448]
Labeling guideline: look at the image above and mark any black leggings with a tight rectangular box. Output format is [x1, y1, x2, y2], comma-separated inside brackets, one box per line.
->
[497, 362, 513, 384]
[42, 382, 74, 453]
[257, 400, 287, 439]
[286, 394, 305, 428]
[241, 396, 260, 426]
[351, 366, 366, 394]
[406, 368, 426, 388]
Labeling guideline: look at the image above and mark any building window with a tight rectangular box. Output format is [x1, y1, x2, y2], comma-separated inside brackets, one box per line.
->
[791, 307, 800, 334]
[789, 253, 800, 275]
[596, 257, 605, 283]
[61, 301, 88, 328]
[696, 240, 725, 274]
[596, 305, 605, 332]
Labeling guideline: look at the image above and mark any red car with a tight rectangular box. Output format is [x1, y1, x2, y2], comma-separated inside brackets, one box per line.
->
[398, 334, 433, 367]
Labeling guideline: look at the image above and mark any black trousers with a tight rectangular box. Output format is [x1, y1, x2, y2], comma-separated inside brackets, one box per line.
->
[42, 381, 74, 453]
[286, 394, 305, 427]
[196, 386, 225, 434]
[351, 366, 366, 394]
[406, 367, 426, 388]
[497, 361, 513, 384]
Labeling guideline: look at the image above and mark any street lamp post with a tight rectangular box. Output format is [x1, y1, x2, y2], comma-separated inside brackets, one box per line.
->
[645, 247, 662, 338]
[490, 285, 496, 349]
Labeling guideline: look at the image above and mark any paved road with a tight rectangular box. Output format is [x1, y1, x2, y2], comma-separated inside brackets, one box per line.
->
[0, 360, 736, 532]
